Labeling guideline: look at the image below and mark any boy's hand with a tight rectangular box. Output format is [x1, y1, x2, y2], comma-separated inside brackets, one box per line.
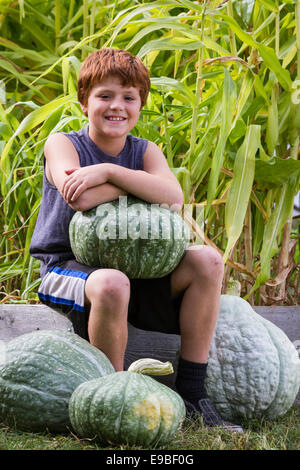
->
[62, 164, 109, 203]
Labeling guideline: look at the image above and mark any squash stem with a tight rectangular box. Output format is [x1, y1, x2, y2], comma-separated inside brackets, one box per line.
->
[128, 358, 174, 376]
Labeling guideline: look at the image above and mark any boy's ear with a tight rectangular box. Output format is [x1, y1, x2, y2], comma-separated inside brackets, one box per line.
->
[80, 102, 88, 116]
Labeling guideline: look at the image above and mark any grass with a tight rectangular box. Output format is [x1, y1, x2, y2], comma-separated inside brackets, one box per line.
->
[1, 406, 299, 451]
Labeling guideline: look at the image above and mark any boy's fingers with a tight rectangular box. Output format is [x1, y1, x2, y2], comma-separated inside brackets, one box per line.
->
[62, 172, 78, 198]
[63, 178, 85, 203]
[70, 183, 85, 202]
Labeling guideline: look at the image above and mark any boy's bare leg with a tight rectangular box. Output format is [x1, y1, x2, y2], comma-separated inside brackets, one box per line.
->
[171, 245, 222, 405]
[170, 246, 244, 431]
[84, 269, 130, 371]
[170, 246, 224, 363]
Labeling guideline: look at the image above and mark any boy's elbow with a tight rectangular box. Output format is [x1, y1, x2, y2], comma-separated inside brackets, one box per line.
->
[68, 201, 84, 212]
[68, 195, 89, 212]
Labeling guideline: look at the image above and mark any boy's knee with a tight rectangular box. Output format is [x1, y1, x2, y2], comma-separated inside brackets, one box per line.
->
[85, 269, 130, 304]
[187, 246, 224, 281]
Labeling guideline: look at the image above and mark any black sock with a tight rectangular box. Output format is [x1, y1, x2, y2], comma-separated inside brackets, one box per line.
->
[175, 356, 208, 406]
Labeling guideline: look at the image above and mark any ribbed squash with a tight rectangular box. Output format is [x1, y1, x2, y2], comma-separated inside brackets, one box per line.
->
[69, 196, 189, 278]
[0, 330, 114, 432]
[206, 295, 300, 421]
[69, 359, 186, 447]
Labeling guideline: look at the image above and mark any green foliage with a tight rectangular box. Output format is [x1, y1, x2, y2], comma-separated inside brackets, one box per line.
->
[0, 0, 299, 304]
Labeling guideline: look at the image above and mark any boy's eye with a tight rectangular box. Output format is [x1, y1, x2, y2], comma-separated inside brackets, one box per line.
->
[98, 94, 134, 101]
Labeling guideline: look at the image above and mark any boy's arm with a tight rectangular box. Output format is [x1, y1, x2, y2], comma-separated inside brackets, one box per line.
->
[108, 141, 184, 209]
[44, 133, 127, 211]
[63, 141, 184, 211]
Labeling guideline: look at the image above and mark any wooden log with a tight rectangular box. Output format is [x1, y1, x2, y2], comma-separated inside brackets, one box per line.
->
[0, 303, 299, 405]
[0, 304, 73, 341]
[253, 306, 300, 345]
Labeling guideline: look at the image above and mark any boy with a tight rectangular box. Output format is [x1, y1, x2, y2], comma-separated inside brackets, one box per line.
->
[30, 48, 242, 432]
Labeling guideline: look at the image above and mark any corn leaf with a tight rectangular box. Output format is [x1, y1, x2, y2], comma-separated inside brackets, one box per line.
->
[206, 68, 236, 216]
[255, 157, 300, 189]
[248, 180, 297, 294]
[138, 37, 204, 58]
[266, 84, 279, 156]
[257, 44, 292, 92]
[224, 125, 261, 262]
[151, 77, 195, 105]
[0, 94, 76, 173]
[256, 0, 279, 13]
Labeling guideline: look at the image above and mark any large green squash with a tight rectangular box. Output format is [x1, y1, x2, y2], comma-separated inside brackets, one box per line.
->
[69, 359, 186, 447]
[0, 330, 114, 432]
[69, 195, 189, 278]
[205, 295, 300, 421]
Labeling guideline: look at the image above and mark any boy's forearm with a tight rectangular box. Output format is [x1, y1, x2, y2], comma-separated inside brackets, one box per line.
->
[68, 182, 127, 211]
[106, 164, 183, 210]
[65, 162, 184, 212]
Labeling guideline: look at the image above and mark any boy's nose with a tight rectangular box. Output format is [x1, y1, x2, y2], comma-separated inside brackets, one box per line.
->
[110, 97, 124, 110]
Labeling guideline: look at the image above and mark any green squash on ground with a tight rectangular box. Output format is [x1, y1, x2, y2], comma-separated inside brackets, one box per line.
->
[0, 330, 114, 432]
[69, 359, 186, 447]
[205, 295, 300, 421]
[69, 195, 189, 278]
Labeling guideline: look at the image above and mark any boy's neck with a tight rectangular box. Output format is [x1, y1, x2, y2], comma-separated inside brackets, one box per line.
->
[88, 126, 127, 157]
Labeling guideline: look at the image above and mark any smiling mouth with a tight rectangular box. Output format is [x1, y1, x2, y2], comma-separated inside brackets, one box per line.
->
[105, 116, 126, 121]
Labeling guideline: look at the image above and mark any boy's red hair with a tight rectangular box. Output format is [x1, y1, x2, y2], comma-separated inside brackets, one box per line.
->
[77, 48, 151, 108]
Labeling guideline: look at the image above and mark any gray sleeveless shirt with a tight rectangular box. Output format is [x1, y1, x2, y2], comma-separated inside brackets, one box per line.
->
[29, 127, 148, 278]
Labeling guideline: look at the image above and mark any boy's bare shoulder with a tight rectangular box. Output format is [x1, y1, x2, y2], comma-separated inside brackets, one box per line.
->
[43, 133, 80, 189]
[143, 140, 165, 162]
[143, 141, 173, 174]
[44, 132, 75, 156]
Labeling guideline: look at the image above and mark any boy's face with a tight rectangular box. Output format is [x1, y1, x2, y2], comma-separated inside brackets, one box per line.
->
[80, 75, 142, 142]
